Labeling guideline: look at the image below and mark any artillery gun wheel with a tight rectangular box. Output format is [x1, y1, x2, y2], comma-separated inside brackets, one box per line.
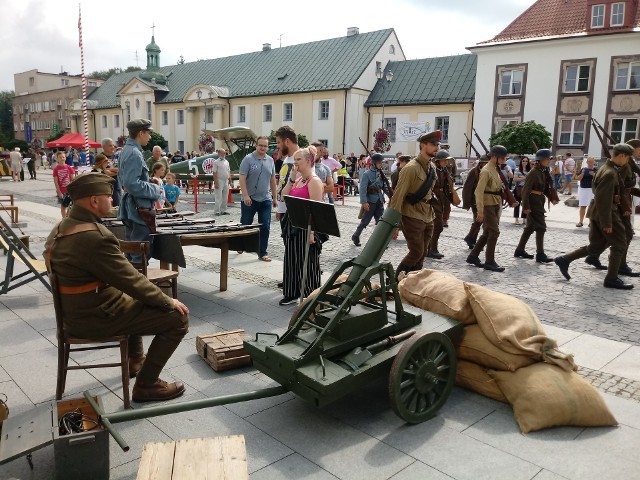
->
[388, 332, 456, 423]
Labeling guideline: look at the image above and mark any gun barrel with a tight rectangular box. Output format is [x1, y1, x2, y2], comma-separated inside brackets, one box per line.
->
[336, 207, 401, 299]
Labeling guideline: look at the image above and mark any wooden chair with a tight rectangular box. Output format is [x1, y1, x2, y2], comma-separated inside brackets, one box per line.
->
[0, 215, 50, 294]
[118, 240, 179, 298]
[50, 272, 131, 408]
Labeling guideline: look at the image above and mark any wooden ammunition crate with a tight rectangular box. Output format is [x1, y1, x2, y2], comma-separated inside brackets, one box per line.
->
[196, 330, 252, 372]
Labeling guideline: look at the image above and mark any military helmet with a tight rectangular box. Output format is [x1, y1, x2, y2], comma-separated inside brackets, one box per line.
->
[435, 150, 453, 161]
[489, 145, 508, 158]
[535, 149, 553, 160]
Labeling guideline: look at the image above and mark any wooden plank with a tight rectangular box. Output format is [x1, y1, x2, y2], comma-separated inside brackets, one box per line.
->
[218, 435, 248, 480]
[136, 441, 176, 480]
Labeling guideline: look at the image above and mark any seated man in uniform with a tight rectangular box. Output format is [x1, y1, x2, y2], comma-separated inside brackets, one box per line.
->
[44, 173, 190, 402]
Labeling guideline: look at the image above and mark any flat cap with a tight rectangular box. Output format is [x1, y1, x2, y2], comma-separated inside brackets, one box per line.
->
[613, 143, 634, 156]
[67, 172, 115, 201]
[371, 153, 384, 163]
[535, 148, 553, 160]
[435, 150, 453, 161]
[398, 155, 412, 162]
[489, 145, 508, 157]
[626, 139, 640, 149]
[417, 130, 441, 145]
[127, 118, 153, 133]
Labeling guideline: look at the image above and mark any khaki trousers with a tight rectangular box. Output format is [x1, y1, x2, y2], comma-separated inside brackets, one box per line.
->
[65, 296, 188, 383]
[400, 215, 434, 269]
[470, 204, 501, 263]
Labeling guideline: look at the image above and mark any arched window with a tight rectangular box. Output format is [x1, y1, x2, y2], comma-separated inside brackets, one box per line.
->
[389, 45, 395, 54]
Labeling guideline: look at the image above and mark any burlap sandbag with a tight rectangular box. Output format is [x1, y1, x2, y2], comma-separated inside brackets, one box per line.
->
[456, 360, 508, 403]
[458, 324, 536, 371]
[489, 363, 617, 433]
[464, 283, 576, 371]
[399, 269, 475, 325]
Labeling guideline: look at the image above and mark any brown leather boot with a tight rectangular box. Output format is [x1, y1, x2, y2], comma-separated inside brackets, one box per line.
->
[132, 379, 186, 402]
[128, 355, 146, 378]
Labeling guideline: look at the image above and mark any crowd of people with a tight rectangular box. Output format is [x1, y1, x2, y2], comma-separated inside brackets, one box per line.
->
[6, 114, 639, 406]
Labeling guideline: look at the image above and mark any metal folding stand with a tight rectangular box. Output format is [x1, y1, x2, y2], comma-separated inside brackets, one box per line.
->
[283, 196, 340, 305]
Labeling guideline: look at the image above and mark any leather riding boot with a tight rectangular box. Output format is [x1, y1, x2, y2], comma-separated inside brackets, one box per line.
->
[535, 231, 553, 263]
[515, 227, 533, 253]
[351, 225, 365, 247]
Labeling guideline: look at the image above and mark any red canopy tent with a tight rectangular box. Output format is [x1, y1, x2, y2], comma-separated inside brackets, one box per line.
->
[46, 133, 101, 149]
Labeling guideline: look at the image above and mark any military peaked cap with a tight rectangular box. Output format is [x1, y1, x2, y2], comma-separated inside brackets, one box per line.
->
[127, 118, 153, 135]
[417, 130, 441, 145]
[613, 143, 634, 156]
[66, 172, 115, 201]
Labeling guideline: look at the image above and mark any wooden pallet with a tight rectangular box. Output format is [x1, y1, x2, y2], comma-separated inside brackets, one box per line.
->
[196, 330, 252, 372]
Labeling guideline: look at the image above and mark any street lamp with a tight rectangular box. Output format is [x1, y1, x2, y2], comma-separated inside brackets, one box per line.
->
[196, 89, 214, 130]
[376, 68, 394, 128]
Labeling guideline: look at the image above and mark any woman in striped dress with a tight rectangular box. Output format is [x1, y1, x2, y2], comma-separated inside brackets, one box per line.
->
[278, 148, 324, 306]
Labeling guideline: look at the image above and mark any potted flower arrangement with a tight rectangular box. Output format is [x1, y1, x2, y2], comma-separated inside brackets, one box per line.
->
[198, 133, 215, 154]
[373, 127, 391, 153]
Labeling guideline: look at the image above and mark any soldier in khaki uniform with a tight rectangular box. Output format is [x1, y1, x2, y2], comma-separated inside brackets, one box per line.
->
[44, 173, 190, 402]
[390, 131, 439, 279]
[587, 139, 640, 276]
[462, 155, 489, 249]
[427, 150, 455, 259]
[555, 143, 635, 289]
[514, 149, 558, 263]
[467, 145, 509, 272]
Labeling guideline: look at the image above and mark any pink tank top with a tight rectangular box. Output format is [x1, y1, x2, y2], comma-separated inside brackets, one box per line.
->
[289, 178, 311, 199]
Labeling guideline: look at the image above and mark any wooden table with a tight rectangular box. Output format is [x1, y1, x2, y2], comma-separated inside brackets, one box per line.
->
[154, 227, 260, 292]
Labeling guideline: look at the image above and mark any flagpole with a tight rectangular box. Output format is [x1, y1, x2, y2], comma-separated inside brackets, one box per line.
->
[78, 3, 89, 156]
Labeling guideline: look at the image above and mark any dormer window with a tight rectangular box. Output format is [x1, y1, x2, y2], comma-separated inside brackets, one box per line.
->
[611, 2, 625, 26]
[591, 4, 605, 28]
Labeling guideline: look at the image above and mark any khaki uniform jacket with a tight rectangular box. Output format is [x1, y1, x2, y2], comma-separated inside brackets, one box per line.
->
[44, 206, 173, 325]
[474, 163, 502, 211]
[390, 154, 435, 223]
[587, 160, 623, 229]
[521, 167, 547, 212]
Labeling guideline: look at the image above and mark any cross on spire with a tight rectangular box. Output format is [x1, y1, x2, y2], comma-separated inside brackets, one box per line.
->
[151, 23, 155, 37]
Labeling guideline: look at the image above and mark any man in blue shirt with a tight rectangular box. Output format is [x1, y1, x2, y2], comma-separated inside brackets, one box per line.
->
[352, 154, 391, 246]
[117, 119, 161, 264]
[238, 136, 277, 261]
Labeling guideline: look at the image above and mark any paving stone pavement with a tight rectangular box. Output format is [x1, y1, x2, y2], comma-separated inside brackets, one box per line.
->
[1, 171, 640, 479]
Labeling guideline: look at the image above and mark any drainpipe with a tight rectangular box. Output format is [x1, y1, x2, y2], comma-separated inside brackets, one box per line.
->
[342, 89, 348, 153]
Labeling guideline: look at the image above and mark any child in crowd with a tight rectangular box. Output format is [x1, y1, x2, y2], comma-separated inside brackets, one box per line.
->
[163, 173, 181, 213]
[150, 162, 166, 210]
[52, 151, 75, 218]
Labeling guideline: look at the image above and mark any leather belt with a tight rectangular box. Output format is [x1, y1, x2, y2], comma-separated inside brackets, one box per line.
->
[531, 190, 544, 195]
[484, 190, 502, 196]
[59, 281, 106, 294]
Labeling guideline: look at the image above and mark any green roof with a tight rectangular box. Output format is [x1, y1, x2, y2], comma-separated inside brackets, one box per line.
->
[365, 54, 477, 106]
[89, 29, 395, 108]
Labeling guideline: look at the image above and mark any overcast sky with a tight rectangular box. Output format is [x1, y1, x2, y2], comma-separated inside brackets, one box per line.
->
[0, 0, 536, 92]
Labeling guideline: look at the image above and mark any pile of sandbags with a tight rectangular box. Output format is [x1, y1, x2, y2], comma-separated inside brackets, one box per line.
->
[399, 269, 617, 432]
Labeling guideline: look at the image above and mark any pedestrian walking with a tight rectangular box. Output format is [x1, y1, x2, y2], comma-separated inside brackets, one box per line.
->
[389, 131, 439, 279]
[554, 143, 636, 289]
[514, 149, 558, 263]
[351, 154, 391, 246]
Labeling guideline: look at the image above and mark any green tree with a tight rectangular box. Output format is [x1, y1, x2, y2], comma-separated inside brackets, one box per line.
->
[0, 90, 15, 145]
[488, 121, 552, 155]
[143, 131, 168, 153]
[88, 66, 142, 81]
